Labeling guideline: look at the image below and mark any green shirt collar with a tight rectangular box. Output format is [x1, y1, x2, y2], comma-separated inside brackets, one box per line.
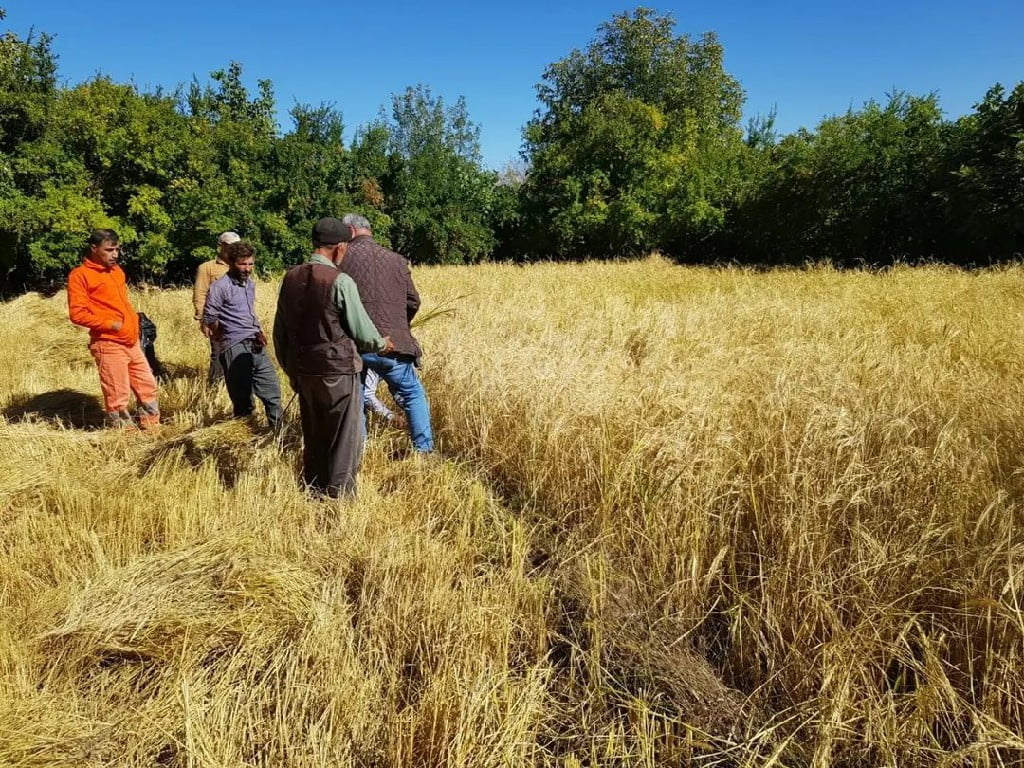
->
[310, 254, 336, 268]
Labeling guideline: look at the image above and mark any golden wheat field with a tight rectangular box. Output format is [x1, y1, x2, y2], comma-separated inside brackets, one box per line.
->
[1, 257, 1023, 767]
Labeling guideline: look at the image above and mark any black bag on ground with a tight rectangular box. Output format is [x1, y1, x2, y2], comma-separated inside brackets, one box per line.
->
[137, 312, 164, 378]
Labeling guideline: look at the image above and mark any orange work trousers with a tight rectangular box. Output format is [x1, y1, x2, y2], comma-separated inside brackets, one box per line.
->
[88, 339, 160, 423]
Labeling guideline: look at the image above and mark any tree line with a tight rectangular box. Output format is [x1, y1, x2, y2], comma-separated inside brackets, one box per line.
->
[1, 7, 1021, 287]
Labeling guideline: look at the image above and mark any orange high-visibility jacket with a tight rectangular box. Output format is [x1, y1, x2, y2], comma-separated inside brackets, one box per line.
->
[67, 259, 140, 346]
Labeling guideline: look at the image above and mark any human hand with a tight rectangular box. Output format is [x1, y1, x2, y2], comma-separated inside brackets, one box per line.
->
[381, 336, 395, 354]
[200, 323, 212, 338]
[110, 319, 123, 331]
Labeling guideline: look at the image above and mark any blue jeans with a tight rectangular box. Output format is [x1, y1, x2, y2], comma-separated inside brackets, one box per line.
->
[361, 353, 434, 452]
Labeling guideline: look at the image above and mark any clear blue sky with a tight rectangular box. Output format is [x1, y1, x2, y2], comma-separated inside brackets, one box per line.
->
[8, 1, 1023, 169]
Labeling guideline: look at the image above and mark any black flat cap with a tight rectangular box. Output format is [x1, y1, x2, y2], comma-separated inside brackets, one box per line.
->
[312, 217, 355, 246]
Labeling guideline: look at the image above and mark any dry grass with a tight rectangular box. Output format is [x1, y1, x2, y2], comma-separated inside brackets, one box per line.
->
[1, 259, 1022, 766]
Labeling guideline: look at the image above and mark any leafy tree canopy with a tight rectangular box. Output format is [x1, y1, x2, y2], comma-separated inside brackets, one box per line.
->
[523, 7, 747, 260]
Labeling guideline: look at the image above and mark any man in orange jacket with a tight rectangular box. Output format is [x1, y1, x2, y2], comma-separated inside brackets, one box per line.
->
[67, 229, 161, 429]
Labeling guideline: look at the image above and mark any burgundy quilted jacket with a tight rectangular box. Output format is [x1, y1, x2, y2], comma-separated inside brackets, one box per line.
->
[341, 235, 423, 362]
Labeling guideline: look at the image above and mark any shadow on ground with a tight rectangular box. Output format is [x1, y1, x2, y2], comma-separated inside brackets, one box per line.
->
[3, 389, 105, 429]
[154, 361, 204, 383]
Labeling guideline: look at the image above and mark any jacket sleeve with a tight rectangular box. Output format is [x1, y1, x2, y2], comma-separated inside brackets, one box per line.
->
[272, 291, 291, 375]
[201, 280, 223, 328]
[192, 263, 209, 320]
[67, 270, 117, 332]
[405, 260, 421, 322]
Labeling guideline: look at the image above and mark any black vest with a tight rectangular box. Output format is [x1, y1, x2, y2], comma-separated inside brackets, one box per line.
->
[278, 262, 361, 375]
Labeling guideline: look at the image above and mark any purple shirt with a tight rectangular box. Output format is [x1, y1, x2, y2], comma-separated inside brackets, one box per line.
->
[202, 274, 263, 350]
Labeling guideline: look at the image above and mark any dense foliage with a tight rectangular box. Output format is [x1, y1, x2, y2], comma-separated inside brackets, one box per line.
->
[0, 6, 1020, 286]
[521, 7, 746, 260]
[0, 19, 495, 285]
[715, 86, 1024, 266]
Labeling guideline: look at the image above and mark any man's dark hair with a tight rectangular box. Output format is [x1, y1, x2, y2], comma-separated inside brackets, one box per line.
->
[87, 228, 119, 246]
[225, 241, 256, 263]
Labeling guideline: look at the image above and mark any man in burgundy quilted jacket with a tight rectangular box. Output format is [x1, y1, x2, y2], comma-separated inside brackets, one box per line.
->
[340, 213, 434, 453]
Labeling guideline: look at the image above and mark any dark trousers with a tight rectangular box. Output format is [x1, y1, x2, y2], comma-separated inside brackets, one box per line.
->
[221, 339, 283, 427]
[295, 373, 363, 498]
[208, 337, 224, 383]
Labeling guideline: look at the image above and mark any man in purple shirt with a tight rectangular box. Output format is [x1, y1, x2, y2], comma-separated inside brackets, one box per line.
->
[202, 241, 283, 428]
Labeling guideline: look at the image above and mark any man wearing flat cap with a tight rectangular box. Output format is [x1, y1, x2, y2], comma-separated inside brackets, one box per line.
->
[273, 217, 393, 498]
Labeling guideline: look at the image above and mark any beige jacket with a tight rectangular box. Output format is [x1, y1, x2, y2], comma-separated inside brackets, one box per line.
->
[192, 258, 230, 319]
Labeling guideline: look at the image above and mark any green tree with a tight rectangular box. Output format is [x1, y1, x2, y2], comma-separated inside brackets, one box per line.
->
[52, 78, 191, 277]
[0, 13, 62, 281]
[347, 120, 394, 244]
[383, 85, 495, 264]
[177, 61, 281, 275]
[489, 160, 528, 262]
[0, 15, 55, 152]
[523, 6, 746, 260]
[268, 102, 358, 265]
[940, 82, 1024, 262]
[722, 93, 948, 265]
